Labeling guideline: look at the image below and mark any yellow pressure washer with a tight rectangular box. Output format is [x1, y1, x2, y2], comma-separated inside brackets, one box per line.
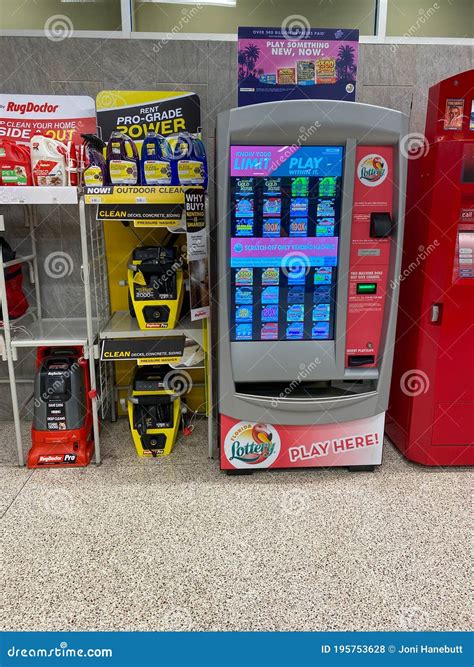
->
[127, 246, 184, 330]
[127, 365, 181, 457]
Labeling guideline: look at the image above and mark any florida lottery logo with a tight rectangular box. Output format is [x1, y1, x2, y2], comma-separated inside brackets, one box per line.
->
[224, 422, 281, 469]
[357, 153, 388, 187]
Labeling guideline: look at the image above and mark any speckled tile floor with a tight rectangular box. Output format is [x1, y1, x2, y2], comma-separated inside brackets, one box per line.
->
[0, 418, 471, 632]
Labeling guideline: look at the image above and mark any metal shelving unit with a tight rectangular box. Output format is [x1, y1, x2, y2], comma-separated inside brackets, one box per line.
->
[82, 186, 213, 459]
[0, 186, 78, 206]
[0, 187, 101, 466]
[100, 311, 204, 346]
[0, 184, 213, 465]
[10, 318, 93, 348]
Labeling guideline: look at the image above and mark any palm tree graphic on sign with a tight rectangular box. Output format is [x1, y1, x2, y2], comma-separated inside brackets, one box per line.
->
[336, 45, 357, 82]
[238, 43, 262, 81]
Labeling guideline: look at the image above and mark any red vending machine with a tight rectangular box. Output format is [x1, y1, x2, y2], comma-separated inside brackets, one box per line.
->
[387, 69, 474, 466]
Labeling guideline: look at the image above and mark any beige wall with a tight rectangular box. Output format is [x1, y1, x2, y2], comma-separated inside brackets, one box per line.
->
[132, 0, 472, 38]
[386, 0, 473, 38]
[1, 0, 472, 38]
[0, 0, 122, 31]
[133, 0, 376, 36]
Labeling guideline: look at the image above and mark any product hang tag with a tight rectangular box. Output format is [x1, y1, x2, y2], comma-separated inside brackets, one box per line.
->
[184, 187, 210, 321]
[184, 187, 207, 262]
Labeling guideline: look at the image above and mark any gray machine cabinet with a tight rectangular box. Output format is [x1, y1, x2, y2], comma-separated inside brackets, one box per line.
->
[215, 100, 408, 427]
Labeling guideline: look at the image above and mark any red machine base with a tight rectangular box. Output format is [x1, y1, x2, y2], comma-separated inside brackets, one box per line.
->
[28, 428, 94, 468]
[220, 413, 385, 471]
[385, 420, 473, 467]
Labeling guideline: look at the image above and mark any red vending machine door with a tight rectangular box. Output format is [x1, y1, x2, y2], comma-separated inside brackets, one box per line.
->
[387, 70, 474, 466]
[430, 143, 474, 450]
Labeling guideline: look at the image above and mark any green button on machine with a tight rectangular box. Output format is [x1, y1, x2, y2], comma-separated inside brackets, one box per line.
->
[356, 283, 377, 294]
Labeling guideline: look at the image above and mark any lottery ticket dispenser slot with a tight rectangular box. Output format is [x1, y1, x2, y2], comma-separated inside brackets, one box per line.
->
[370, 212, 394, 238]
[348, 355, 376, 367]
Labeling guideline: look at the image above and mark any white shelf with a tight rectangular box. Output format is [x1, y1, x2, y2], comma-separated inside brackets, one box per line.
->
[100, 311, 203, 346]
[0, 307, 37, 330]
[2, 254, 35, 269]
[0, 186, 78, 205]
[11, 317, 95, 348]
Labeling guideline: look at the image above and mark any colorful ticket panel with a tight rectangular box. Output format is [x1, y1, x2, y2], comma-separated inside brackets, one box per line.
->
[230, 145, 344, 342]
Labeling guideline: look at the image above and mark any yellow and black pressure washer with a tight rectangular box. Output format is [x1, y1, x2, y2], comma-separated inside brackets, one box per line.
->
[128, 246, 184, 330]
[127, 365, 181, 457]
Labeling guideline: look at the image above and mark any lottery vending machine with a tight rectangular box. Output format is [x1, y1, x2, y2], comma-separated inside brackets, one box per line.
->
[215, 100, 408, 472]
[387, 70, 474, 466]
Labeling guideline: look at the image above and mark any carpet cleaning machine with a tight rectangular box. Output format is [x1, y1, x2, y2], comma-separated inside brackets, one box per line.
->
[28, 347, 94, 468]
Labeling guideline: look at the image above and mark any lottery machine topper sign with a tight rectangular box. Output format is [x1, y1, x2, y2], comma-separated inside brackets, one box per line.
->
[238, 26, 359, 107]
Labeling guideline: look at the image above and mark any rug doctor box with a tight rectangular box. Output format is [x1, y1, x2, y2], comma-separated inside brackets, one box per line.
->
[215, 100, 408, 472]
